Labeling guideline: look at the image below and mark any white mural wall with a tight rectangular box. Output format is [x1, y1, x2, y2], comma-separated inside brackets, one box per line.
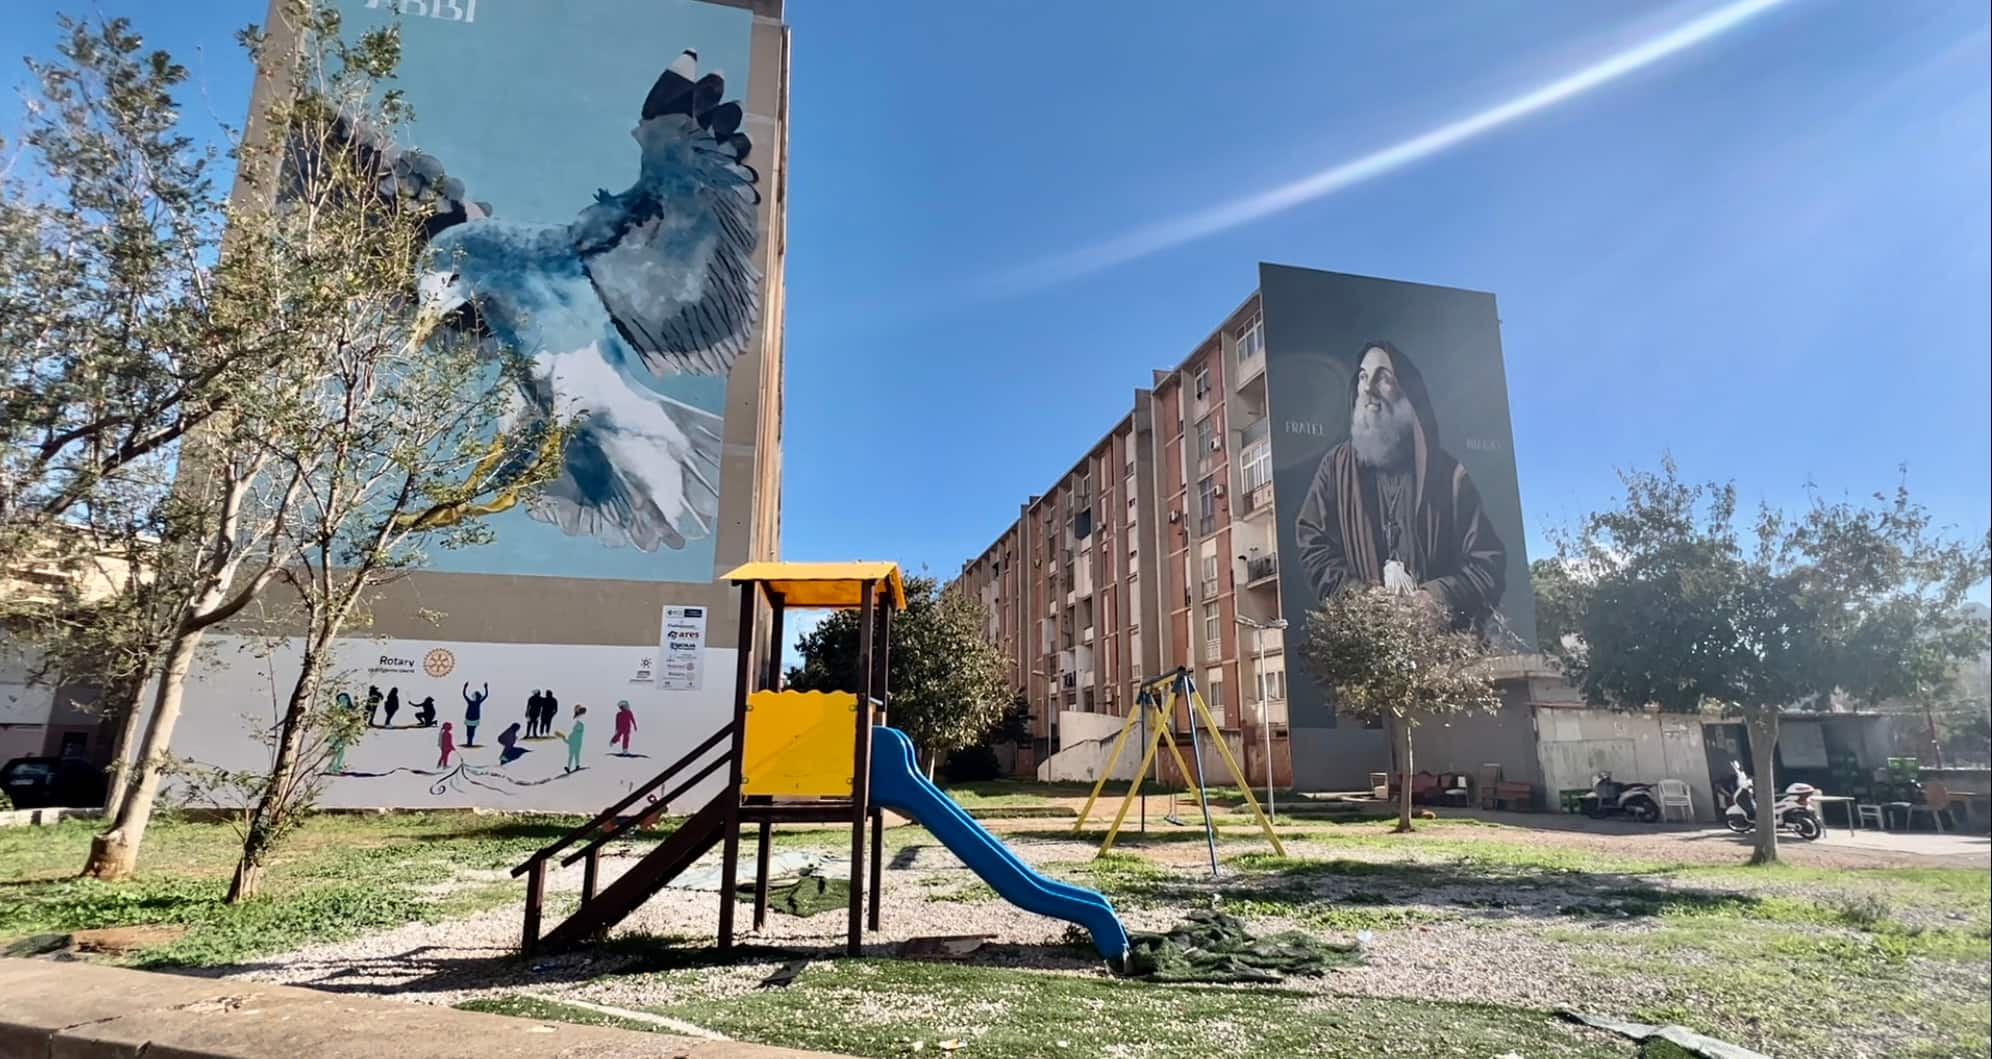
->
[165, 635, 735, 813]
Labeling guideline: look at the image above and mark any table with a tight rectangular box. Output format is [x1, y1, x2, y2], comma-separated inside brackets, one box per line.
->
[1813, 795, 1858, 835]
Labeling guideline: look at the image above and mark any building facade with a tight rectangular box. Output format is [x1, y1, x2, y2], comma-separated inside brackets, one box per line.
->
[955, 290, 1295, 785]
[956, 265, 1535, 790]
[145, 0, 792, 814]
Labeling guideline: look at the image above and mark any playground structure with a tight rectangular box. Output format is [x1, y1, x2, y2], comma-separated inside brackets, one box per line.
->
[1074, 667, 1285, 874]
[509, 561, 1131, 964]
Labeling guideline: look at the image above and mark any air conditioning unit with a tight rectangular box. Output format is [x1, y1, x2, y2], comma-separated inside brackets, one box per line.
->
[1215, 485, 1226, 498]
[1168, 510, 1181, 523]
[1208, 438, 1222, 452]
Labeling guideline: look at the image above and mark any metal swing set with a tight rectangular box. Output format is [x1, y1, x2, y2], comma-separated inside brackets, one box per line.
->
[1071, 667, 1284, 875]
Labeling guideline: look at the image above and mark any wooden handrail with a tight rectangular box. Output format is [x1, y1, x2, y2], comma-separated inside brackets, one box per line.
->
[559, 750, 730, 868]
[510, 721, 734, 877]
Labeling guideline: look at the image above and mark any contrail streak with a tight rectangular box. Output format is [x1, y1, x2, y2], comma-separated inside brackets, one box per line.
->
[982, 0, 1791, 298]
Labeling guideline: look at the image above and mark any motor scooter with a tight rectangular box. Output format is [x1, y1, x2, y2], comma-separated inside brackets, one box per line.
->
[1722, 760, 1822, 841]
[1579, 771, 1662, 823]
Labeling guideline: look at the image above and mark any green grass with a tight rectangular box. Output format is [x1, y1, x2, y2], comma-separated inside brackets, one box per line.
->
[0, 812, 607, 967]
[470, 959, 1630, 1059]
[1559, 917, 1990, 1059]
[458, 994, 663, 1033]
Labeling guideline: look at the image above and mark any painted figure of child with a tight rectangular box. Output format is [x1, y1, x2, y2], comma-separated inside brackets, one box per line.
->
[437, 721, 457, 768]
[563, 706, 588, 773]
[612, 700, 637, 754]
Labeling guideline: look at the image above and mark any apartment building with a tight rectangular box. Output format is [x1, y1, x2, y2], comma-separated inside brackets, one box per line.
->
[955, 293, 1294, 785]
[957, 264, 1537, 791]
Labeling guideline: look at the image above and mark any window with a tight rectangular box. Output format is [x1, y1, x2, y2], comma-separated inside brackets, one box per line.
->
[1201, 554, 1218, 582]
[1207, 676, 1225, 709]
[1202, 604, 1221, 646]
[1242, 442, 1272, 492]
[1194, 364, 1210, 399]
[1257, 668, 1287, 703]
[1196, 475, 1217, 534]
[1194, 415, 1215, 454]
[1235, 315, 1264, 362]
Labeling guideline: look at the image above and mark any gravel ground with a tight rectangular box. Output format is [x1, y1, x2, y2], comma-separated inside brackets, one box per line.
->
[216, 816, 1987, 1057]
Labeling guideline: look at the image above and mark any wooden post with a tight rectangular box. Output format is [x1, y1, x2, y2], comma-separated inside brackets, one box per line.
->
[873, 603, 892, 724]
[718, 581, 757, 952]
[848, 579, 876, 956]
[868, 589, 891, 934]
[582, 848, 599, 905]
[752, 818, 773, 931]
[868, 806, 885, 931]
[521, 857, 545, 956]
[765, 592, 787, 691]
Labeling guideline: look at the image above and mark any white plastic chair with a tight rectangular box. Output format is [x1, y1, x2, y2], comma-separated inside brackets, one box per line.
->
[1657, 779, 1694, 822]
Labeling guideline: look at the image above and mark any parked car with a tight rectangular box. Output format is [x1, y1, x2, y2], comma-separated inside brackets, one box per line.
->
[0, 755, 107, 810]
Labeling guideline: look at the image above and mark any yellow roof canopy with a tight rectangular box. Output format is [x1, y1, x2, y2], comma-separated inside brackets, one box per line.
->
[722, 561, 907, 611]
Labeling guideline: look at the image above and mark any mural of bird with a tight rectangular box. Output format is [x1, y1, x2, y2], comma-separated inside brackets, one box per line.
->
[393, 49, 762, 552]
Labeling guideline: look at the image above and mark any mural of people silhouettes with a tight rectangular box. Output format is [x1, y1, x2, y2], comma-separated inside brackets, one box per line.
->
[383, 687, 401, 727]
[412, 695, 438, 727]
[437, 721, 457, 768]
[525, 689, 543, 738]
[496, 721, 527, 765]
[462, 681, 488, 745]
[365, 685, 383, 727]
[542, 688, 560, 739]
[612, 699, 638, 755]
[561, 705, 587, 773]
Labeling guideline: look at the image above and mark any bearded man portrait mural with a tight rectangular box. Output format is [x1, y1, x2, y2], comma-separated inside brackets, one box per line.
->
[1292, 339, 1506, 635]
[1259, 265, 1533, 784]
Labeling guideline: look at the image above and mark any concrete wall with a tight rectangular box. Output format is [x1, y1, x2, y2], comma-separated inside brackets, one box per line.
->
[1038, 710, 1142, 783]
[1036, 709, 1248, 789]
[1534, 707, 1717, 821]
[1411, 688, 1545, 794]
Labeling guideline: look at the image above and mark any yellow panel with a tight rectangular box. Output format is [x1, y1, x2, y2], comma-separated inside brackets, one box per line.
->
[722, 561, 906, 611]
[741, 689, 860, 797]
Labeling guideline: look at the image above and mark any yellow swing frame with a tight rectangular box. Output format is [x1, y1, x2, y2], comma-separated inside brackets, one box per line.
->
[1071, 667, 1285, 860]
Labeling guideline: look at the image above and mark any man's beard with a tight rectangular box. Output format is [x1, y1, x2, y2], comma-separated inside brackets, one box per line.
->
[1351, 393, 1415, 469]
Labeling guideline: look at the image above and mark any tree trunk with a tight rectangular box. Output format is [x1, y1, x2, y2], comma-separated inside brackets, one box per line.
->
[1746, 709, 1780, 865]
[98, 675, 149, 818]
[229, 646, 324, 903]
[82, 623, 202, 880]
[1391, 716, 1414, 834]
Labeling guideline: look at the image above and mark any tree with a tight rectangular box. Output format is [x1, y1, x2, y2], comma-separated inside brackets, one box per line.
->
[1556, 457, 1988, 863]
[192, 6, 557, 900]
[0, 16, 286, 572]
[788, 574, 1013, 777]
[1296, 584, 1501, 832]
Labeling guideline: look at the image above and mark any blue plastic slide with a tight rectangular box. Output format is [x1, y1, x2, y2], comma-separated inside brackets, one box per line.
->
[870, 726, 1131, 964]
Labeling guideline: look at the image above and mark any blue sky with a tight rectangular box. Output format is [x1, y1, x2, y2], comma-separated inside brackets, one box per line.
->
[5, 0, 1988, 639]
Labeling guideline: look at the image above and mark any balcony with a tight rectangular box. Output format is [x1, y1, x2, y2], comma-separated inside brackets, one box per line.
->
[1238, 481, 1270, 520]
[1246, 555, 1278, 585]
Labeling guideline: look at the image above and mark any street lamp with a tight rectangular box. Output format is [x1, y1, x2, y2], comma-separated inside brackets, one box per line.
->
[1236, 614, 1289, 820]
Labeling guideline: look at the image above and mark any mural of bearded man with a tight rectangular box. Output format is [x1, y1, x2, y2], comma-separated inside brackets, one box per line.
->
[1292, 340, 1507, 634]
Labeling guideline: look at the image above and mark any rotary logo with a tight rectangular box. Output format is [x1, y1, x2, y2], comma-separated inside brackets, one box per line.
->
[422, 648, 456, 678]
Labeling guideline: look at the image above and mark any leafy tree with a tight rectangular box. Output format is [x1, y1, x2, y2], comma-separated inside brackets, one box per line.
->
[1296, 584, 1501, 832]
[1557, 457, 1988, 863]
[788, 574, 1013, 777]
[1529, 556, 1588, 669]
[2, 4, 552, 884]
[0, 16, 281, 572]
[208, 6, 556, 901]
